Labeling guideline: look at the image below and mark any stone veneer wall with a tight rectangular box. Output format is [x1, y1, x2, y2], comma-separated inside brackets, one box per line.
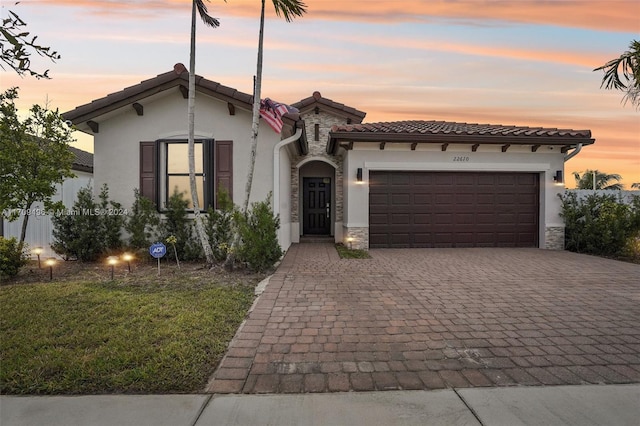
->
[545, 226, 565, 250]
[290, 110, 349, 225]
[344, 226, 369, 250]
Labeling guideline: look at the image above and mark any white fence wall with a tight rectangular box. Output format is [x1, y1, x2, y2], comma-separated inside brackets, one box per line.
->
[2, 171, 93, 258]
[565, 189, 639, 205]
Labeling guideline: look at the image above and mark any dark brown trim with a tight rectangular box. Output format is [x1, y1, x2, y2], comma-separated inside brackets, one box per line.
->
[411, 142, 418, 151]
[441, 143, 449, 152]
[472, 144, 479, 152]
[132, 102, 144, 116]
[227, 102, 235, 116]
[87, 120, 99, 133]
[531, 144, 541, 152]
[179, 85, 188, 99]
[380, 142, 386, 150]
[314, 123, 320, 141]
[502, 144, 510, 152]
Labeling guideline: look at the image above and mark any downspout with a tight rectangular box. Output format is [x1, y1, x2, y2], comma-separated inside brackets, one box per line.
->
[273, 127, 303, 237]
[564, 143, 582, 162]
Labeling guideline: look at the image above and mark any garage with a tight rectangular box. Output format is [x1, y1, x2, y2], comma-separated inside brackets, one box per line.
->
[369, 171, 539, 248]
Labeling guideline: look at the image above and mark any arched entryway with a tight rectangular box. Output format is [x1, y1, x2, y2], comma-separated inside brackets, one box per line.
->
[298, 159, 336, 237]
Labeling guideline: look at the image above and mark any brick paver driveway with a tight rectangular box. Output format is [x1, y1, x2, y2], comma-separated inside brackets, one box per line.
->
[208, 244, 640, 394]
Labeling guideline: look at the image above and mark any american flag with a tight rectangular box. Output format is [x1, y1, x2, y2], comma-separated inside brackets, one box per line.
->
[260, 98, 298, 133]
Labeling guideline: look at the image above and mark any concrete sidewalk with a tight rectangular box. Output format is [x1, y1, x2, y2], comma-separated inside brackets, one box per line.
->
[2, 384, 639, 426]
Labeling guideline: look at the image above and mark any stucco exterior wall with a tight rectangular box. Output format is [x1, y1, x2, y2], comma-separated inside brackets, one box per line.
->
[341, 143, 567, 249]
[92, 88, 281, 211]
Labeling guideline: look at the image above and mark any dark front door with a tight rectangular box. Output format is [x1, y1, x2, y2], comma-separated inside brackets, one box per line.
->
[303, 177, 331, 235]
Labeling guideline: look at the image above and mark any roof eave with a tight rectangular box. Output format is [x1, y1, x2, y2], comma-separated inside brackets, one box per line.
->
[62, 70, 254, 127]
[327, 132, 595, 154]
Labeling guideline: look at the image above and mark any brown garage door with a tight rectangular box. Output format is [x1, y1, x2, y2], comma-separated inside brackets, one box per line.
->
[369, 171, 539, 248]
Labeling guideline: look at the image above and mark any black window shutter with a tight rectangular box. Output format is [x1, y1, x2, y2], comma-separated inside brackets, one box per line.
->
[139, 141, 157, 206]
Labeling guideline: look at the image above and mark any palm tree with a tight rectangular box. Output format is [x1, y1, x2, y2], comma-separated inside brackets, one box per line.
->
[243, 0, 307, 214]
[632, 183, 640, 189]
[224, 0, 306, 270]
[573, 170, 624, 190]
[188, 0, 220, 265]
[594, 40, 640, 109]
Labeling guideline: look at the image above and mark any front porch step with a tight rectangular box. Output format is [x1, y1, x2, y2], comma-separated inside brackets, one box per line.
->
[299, 235, 334, 244]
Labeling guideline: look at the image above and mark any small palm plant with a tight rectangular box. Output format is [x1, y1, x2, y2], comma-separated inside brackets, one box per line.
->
[166, 235, 180, 269]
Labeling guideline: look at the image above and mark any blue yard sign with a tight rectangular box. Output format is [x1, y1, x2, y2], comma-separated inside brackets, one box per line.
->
[149, 242, 167, 259]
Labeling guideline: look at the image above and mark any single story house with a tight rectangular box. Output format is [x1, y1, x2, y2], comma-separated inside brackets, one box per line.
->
[63, 63, 594, 251]
[1, 147, 94, 257]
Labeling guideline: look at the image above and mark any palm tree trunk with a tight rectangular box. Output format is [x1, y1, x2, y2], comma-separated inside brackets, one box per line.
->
[188, 0, 214, 265]
[223, 0, 266, 271]
[243, 0, 266, 215]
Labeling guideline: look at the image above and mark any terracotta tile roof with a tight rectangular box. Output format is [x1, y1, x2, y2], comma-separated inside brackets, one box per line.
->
[63, 64, 254, 126]
[69, 146, 93, 173]
[328, 120, 594, 154]
[292, 91, 366, 123]
[332, 120, 592, 138]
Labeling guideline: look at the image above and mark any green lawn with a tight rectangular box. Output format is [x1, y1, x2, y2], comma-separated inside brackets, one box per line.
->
[0, 276, 255, 394]
[335, 243, 371, 259]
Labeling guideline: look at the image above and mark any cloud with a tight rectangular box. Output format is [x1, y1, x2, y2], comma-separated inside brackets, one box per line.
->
[36, 0, 639, 32]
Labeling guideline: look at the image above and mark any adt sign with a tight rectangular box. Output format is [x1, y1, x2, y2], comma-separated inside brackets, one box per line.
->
[149, 242, 167, 259]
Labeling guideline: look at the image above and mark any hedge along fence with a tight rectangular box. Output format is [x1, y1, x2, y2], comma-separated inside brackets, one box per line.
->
[559, 190, 640, 261]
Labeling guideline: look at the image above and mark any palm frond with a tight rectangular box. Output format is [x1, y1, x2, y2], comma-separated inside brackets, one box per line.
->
[272, 0, 307, 22]
[594, 40, 640, 92]
[195, 0, 221, 28]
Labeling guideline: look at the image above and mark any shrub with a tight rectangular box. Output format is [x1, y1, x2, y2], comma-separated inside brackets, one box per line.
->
[51, 184, 124, 261]
[236, 193, 282, 272]
[0, 237, 29, 278]
[159, 188, 202, 261]
[125, 188, 160, 249]
[99, 184, 125, 254]
[204, 187, 235, 262]
[560, 192, 640, 259]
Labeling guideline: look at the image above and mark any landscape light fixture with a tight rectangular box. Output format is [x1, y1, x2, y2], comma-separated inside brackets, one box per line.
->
[346, 237, 354, 250]
[45, 257, 56, 281]
[107, 256, 119, 280]
[356, 168, 363, 182]
[122, 253, 133, 272]
[553, 170, 563, 185]
[32, 247, 43, 268]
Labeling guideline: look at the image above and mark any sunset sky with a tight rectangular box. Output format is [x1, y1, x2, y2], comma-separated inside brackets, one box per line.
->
[2, 0, 639, 188]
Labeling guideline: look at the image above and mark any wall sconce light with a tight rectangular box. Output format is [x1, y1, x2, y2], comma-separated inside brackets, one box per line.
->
[107, 256, 119, 280]
[553, 170, 563, 185]
[122, 253, 133, 272]
[32, 246, 43, 268]
[45, 257, 56, 281]
[356, 168, 363, 182]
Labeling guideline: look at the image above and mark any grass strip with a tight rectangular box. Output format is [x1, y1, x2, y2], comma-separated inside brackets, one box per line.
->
[335, 244, 371, 259]
[0, 279, 254, 394]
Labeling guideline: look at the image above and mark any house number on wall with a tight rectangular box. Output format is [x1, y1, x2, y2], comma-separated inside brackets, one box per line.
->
[452, 156, 470, 162]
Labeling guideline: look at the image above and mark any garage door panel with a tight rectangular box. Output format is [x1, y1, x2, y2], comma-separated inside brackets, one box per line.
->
[414, 213, 431, 224]
[369, 171, 538, 248]
[392, 194, 411, 205]
[413, 193, 433, 205]
[391, 214, 410, 224]
[369, 213, 389, 225]
[390, 174, 411, 185]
